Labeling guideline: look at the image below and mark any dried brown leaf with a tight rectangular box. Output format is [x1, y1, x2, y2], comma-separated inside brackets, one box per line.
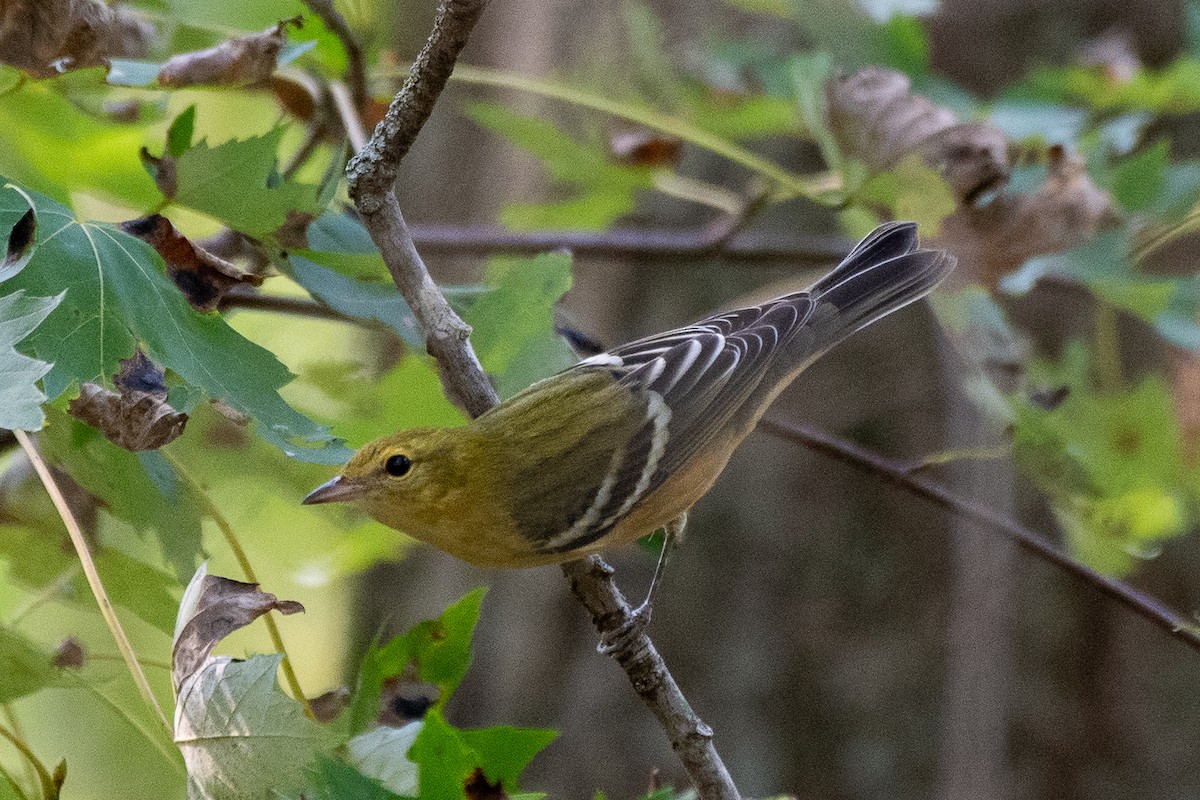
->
[157, 17, 301, 89]
[69, 382, 187, 452]
[826, 68, 1010, 205]
[0, 0, 151, 77]
[119, 214, 265, 312]
[172, 572, 304, 692]
[937, 146, 1118, 286]
[52, 636, 85, 669]
[464, 768, 507, 800]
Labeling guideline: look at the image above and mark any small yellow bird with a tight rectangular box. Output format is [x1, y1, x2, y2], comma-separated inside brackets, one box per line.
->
[304, 222, 953, 570]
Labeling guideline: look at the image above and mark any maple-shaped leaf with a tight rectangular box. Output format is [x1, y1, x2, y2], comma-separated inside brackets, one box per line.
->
[0, 180, 349, 463]
[0, 288, 62, 431]
[171, 127, 321, 237]
[173, 566, 331, 799]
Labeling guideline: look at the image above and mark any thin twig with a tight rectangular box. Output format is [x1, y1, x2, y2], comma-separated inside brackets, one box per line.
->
[758, 418, 1200, 653]
[301, 0, 368, 117]
[164, 455, 316, 720]
[0, 721, 54, 799]
[1, 706, 37, 798]
[330, 79, 368, 154]
[406, 223, 852, 264]
[217, 291, 367, 325]
[13, 431, 171, 732]
[343, 1, 740, 797]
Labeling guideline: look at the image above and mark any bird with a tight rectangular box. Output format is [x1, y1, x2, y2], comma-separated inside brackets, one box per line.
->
[304, 222, 954, 577]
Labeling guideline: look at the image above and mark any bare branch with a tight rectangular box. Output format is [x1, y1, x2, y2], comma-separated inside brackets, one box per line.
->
[301, 0, 368, 116]
[408, 223, 852, 263]
[758, 418, 1200, 654]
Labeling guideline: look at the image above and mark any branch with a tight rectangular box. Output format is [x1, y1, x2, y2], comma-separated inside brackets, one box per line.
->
[342, 1, 740, 796]
[758, 418, 1200, 654]
[406, 222, 852, 264]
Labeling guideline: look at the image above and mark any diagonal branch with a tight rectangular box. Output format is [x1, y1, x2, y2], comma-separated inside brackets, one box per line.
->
[758, 417, 1200, 654]
[341, 1, 740, 797]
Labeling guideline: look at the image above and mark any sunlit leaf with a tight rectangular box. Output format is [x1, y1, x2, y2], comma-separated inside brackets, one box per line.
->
[0, 289, 62, 431]
[0, 625, 59, 703]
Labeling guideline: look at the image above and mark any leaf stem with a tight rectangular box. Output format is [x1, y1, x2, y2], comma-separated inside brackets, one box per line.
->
[447, 65, 826, 201]
[0, 706, 37, 796]
[163, 455, 315, 720]
[0, 718, 57, 799]
[1094, 302, 1123, 393]
[13, 431, 171, 733]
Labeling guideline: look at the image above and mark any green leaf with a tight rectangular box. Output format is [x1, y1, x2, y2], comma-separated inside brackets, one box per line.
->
[457, 726, 558, 788]
[175, 654, 335, 800]
[0, 289, 62, 431]
[406, 711, 554, 800]
[172, 127, 320, 237]
[168, 106, 197, 157]
[348, 590, 485, 735]
[303, 756, 404, 800]
[39, 409, 205, 580]
[789, 52, 839, 169]
[347, 722, 422, 797]
[288, 256, 423, 347]
[856, 154, 957, 233]
[465, 252, 576, 397]
[1113, 140, 1169, 211]
[0, 625, 58, 703]
[0, 182, 349, 463]
[466, 102, 656, 231]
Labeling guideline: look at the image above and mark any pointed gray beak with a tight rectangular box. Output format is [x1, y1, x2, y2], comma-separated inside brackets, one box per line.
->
[302, 475, 364, 505]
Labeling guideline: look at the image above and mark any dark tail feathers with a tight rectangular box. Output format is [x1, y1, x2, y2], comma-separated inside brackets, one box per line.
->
[805, 221, 955, 344]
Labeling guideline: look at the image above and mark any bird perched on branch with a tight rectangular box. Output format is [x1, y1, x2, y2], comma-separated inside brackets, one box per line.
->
[305, 222, 953, 578]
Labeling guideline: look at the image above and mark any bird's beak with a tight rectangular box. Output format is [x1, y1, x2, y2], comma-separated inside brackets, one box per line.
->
[302, 475, 364, 505]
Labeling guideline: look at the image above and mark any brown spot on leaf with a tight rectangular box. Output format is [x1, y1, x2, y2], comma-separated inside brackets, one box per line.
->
[379, 680, 438, 727]
[119, 214, 265, 312]
[464, 768, 507, 800]
[0, 0, 151, 77]
[52, 636, 85, 669]
[172, 571, 304, 692]
[308, 687, 351, 724]
[610, 129, 682, 167]
[157, 17, 302, 89]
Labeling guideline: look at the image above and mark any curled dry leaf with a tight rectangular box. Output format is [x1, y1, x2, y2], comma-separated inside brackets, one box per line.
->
[68, 350, 187, 452]
[0, 0, 151, 77]
[826, 67, 1010, 206]
[52, 636, 85, 669]
[172, 568, 304, 693]
[938, 146, 1119, 286]
[119, 215, 265, 312]
[308, 686, 351, 724]
[157, 17, 301, 89]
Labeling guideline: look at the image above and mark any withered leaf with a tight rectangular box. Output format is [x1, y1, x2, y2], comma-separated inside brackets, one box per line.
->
[115, 349, 167, 395]
[119, 215, 265, 312]
[172, 568, 304, 693]
[52, 636, 85, 669]
[69, 381, 188, 452]
[0, 0, 151, 77]
[826, 68, 1010, 206]
[938, 146, 1118, 286]
[157, 17, 301, 89]
[465, 768, 508, 800]
[1, 206, 36, 281]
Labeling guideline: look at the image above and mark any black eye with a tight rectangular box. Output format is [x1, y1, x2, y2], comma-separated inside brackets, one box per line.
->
[385, 454, 412, 477]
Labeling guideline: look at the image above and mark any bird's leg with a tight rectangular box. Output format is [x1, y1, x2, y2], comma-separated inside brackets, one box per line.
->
[598, 512, 687, 656]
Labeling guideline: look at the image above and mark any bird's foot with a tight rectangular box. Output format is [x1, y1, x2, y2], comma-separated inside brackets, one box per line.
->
[597, 603, 653, 657]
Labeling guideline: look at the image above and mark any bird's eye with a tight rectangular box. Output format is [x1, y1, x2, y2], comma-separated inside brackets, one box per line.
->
[384, 454, 413, 477]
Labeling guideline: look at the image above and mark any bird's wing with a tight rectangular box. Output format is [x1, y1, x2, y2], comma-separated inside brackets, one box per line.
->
[530, 297, 814, 554]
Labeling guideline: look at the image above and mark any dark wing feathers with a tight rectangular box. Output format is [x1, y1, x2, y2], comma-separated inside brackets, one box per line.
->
[529, 221, 952, 554]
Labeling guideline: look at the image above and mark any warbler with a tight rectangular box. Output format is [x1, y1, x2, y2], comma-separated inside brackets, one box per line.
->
[304, 222, 954, 569]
